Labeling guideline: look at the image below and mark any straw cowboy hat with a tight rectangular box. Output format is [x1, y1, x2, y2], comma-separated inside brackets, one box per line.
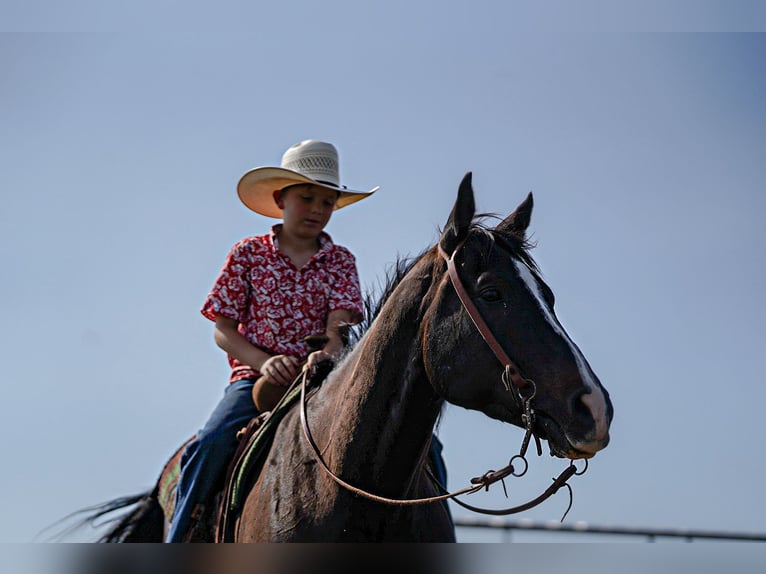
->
[237, 140, 379, 218]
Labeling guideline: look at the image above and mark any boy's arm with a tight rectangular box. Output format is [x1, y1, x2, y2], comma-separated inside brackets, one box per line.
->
[214, 315, 299, 386]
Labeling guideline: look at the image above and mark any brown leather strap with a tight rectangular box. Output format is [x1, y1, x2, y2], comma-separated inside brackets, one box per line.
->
[438, 243, 529, 391]
[446, 464, 577, 517]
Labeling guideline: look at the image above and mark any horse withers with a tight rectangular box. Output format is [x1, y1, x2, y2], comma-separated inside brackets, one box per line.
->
[84, 173, 612, 542]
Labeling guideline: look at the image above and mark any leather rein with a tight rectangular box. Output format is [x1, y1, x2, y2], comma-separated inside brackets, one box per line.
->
[298, 239, 585, 518]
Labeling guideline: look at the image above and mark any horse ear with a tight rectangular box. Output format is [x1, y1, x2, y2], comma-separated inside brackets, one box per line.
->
[439, 172, 476, 255]
[496, 192, 533, 239]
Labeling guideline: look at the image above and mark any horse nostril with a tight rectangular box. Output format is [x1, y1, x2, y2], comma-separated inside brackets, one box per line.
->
[578, 390, 609, 441]
[573, 391, 593, 422]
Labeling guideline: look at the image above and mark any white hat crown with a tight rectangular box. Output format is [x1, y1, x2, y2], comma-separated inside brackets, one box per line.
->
[281, 140, 341, 187]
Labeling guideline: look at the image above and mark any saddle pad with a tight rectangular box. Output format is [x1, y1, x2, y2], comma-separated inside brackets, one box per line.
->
[157, 436, 195, 521]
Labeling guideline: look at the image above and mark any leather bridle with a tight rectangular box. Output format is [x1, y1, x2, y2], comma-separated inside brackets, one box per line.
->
[438, 239, 542, 458]
[298, 237, 585, 519]
[438, 241, 532, 397]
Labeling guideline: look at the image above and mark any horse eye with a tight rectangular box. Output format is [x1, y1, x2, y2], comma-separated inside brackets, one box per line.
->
[479, 287, 503, 302]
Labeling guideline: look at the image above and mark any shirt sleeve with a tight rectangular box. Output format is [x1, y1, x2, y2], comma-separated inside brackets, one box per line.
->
[201, 240, 252, 323]
[328, 247, 365, 325]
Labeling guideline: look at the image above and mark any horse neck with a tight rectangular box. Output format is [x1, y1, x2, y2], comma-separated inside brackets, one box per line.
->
[326, 255, 444, 495]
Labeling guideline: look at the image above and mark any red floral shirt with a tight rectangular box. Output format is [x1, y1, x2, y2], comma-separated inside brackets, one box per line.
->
[201, 225, 364, 383]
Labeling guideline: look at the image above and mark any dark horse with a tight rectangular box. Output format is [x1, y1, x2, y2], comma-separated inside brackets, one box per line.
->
[88, 173, 612, 542]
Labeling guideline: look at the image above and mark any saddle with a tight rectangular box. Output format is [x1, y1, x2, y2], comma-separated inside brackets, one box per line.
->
[156, 364, 329, 542]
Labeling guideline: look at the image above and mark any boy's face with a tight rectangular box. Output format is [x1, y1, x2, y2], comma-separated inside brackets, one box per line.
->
[276, 184, 339, 239]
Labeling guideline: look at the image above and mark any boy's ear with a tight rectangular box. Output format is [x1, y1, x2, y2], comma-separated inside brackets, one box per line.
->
[273, 190, 284, 209]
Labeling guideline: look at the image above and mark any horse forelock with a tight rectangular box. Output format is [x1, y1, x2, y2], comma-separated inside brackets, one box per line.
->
[478, 215, 540, 273]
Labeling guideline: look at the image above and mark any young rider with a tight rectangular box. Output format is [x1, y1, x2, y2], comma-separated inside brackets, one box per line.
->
[167, 140, 377, 542]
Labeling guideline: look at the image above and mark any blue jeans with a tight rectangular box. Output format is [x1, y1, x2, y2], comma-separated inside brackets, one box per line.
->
[166, 379, 258, 542]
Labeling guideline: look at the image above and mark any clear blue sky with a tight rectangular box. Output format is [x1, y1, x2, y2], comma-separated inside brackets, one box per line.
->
[2, 2, 766, 555]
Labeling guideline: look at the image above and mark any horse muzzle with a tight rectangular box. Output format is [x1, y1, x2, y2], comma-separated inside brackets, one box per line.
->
[534, 412, 610, 460]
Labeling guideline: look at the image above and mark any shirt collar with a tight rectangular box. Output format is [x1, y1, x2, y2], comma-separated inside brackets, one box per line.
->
[269, 224, 333, 252]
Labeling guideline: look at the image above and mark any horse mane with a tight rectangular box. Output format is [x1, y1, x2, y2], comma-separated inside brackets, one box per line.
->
[347, 247, 429, 348]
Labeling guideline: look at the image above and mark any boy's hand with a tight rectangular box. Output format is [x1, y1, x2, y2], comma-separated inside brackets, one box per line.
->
[260, 354, 301, 386]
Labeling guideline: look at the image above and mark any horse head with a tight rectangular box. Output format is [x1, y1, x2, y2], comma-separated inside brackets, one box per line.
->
[423, 173, 613, 459]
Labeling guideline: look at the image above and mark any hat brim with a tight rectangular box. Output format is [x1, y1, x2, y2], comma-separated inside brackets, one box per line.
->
[237, 166, 379, 218]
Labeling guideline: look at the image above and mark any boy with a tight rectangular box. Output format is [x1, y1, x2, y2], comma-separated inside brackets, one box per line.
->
[167, 140, 377, 542]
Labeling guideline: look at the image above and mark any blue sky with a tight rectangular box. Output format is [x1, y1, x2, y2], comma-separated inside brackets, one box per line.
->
[2, 2, 766, 551]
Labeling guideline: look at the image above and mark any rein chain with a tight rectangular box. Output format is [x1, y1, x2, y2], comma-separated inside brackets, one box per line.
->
[297, 241, 585, 519]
